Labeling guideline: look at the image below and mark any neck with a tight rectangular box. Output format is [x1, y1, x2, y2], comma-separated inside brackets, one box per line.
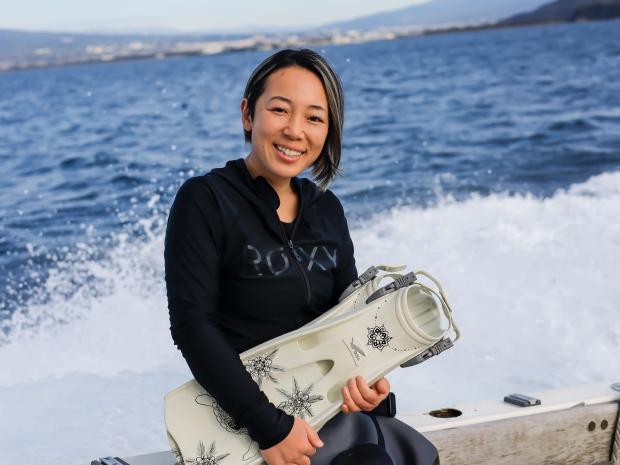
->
[244, 154, 293, 198]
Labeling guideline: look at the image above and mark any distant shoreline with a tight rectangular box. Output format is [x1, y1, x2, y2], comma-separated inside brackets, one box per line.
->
[0, 46, 254, 73]
[1, 18, 617, 73]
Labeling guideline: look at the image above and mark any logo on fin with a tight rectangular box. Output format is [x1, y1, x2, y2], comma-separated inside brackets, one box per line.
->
[343, 337, 367, 366]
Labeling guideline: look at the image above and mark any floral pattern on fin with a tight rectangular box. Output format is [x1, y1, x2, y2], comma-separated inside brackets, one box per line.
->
[277, 377, 323, 419]
[244, 348, 285, 386]
[185, 441, 229, 465]
[366, 324, 392, 351]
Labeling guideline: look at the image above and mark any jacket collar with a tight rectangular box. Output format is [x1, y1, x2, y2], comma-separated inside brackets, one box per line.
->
[215, 158, 321, 208]
[210, 158, 321, 240]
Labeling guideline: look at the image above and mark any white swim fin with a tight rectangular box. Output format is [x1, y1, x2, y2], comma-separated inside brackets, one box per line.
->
[165, 267, 458, 465]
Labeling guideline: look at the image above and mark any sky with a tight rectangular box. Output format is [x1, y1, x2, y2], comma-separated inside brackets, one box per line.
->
[0, 0, 430, 33]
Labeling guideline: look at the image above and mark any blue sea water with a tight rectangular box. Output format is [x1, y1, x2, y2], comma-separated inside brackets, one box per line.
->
[1, 21, 619, 465]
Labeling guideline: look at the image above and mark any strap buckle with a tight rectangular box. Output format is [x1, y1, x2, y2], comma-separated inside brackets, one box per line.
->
[337, 266, 380, 302]
[366, 272, 417, 304]
[400, 338, 453, 368]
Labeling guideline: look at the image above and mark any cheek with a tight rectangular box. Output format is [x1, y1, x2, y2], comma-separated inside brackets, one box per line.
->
[310, 127, 329, 149]
[253, 111, 279, 137]
[308, 141, 326, 165]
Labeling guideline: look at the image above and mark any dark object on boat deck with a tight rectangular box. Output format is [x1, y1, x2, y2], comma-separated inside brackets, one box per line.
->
[429, 407, 462, 418]
[504, 393, 542, 407]
[91, 457, 130, 465]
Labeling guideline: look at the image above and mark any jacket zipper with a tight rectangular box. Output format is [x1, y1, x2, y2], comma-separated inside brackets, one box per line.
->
[278, 222, 312, 308]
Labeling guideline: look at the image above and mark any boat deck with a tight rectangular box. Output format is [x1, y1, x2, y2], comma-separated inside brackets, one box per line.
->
[88, 383, 620, 465]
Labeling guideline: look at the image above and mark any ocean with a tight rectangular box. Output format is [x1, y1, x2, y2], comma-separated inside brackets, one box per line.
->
[1, 20, 619, 465]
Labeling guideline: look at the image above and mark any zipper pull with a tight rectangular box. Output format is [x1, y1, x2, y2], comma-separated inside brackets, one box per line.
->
[288, 239, 302, 262]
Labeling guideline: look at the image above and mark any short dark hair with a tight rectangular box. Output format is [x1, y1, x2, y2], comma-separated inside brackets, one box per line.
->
[242, 49, 345, 189]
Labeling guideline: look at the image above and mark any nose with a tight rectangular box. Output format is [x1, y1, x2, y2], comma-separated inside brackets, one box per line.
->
[282, 114, 304, 140]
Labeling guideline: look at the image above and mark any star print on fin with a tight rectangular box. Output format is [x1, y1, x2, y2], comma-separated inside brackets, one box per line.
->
[367, 324, 392, 351]
[244, 348, 285, 386]
[186, 441, 230, 465]
[277, 377, 323, 419]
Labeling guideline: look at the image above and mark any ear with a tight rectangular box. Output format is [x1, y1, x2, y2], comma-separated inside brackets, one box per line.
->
[240, 98, 252, 132]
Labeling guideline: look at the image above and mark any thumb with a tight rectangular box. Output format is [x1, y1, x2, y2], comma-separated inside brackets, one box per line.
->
[374, 377, 390, 396]
[303, 421, 324, 448]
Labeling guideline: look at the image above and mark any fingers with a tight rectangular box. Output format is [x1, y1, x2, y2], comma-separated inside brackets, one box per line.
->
[341, 381, 360, 413]
[353, 376, 382, 408]
[373, 377, 391, 396]
[303, 421, 324, 449]
[342, 376, 375, 412]
[285, 457, 310, 465]
[342, 376, 391, 413]
[357, 376, 383, 404]
[294, 447, 315, 460]
[260, 417, 322, 465]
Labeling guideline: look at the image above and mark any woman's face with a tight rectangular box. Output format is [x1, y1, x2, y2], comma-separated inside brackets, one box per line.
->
[242, 66, 329, 185]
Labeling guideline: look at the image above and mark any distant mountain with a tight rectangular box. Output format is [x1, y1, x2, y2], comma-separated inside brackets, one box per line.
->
[501, 0, 620, 24]
[318, 0, 550, 31]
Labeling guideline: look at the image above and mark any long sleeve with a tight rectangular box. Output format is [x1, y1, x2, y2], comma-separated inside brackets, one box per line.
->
[164, 178, 294, 449]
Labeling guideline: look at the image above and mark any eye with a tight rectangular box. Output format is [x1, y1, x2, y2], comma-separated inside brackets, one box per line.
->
[270, 107, 287, 114]
[308, 115, 325, 123]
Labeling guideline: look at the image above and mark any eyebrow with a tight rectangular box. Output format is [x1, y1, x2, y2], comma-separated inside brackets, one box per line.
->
[267, 95, 327, 113]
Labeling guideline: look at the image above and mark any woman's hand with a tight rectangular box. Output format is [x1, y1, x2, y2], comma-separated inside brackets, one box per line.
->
[341, 375, 390, 414]
[260, 417, 324, 465]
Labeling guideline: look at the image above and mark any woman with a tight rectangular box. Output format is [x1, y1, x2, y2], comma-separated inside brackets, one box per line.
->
[165, 49, 438, 465]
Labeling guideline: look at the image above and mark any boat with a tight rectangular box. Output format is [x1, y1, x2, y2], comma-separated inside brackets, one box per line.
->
[87, 382, 620, 465]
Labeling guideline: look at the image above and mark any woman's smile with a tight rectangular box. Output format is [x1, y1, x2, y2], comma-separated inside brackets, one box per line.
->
[274, 143, 305, 162]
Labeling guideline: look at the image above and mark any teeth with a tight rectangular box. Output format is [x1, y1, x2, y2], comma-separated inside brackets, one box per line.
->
[276, 144, 303, 158]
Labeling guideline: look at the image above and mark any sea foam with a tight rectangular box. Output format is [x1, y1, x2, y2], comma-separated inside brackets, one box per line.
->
[1, 171, 619, 464]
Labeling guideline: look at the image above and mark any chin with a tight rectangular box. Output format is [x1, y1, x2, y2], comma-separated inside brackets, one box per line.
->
[267, 152, 310, 176]
[270, 161, 306, 179]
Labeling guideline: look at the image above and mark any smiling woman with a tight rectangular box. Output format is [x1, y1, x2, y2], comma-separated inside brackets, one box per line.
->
[164, 49, 438, 465]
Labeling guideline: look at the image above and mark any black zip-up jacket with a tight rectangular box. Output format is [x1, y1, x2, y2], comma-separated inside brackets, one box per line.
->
[164, 158, 357, 449]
